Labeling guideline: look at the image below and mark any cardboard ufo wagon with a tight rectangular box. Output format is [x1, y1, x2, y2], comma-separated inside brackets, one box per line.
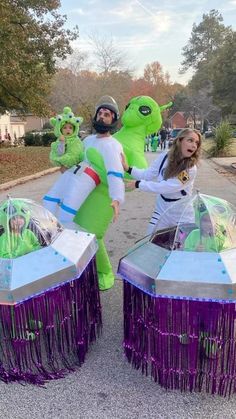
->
[118, 193, 236, 397]
[0, 197, 101, 384]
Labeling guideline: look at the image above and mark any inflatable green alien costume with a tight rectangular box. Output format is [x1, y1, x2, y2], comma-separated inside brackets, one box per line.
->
[74, 96, 172, 290]
[115, 96, 172, 173]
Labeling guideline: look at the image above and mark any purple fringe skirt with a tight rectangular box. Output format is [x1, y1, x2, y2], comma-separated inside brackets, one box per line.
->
[123, 281, 236, 397]
[0, 258, 102, 385]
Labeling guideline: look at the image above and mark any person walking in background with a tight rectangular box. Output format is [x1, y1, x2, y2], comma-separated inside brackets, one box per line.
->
[150, 133, 158, 152]
[144, 135, 150, 152]
[159, 127, 167, 150]
[123, 128, 202, 234]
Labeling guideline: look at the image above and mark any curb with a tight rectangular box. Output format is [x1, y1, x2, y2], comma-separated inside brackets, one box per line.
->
[211, 158, 236, 174]
[0, 167, 60, 192]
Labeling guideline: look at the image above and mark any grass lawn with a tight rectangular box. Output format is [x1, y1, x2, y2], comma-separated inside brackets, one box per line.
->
[0, 146, 53, 184]
[202, 137, 236, 157]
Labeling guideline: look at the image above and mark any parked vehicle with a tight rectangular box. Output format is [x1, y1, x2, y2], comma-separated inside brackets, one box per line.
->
[204, 130, 214, 138]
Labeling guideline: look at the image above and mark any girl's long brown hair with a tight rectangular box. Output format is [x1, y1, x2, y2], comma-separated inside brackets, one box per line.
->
[164, 128, 202, 180]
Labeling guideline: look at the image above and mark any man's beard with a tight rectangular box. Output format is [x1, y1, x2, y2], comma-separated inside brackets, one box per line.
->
[93, 118, 112, 133]
[93, 118, 117, 134]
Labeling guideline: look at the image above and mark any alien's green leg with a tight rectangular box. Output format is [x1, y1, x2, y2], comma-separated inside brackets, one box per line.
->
[74, 185, 115, 291]
[96, 238, 114, 291]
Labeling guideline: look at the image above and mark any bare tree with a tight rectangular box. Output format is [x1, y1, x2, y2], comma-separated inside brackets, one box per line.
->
[88, 33, 130, 75]
[179, 90, 221, 130]
[56, 49, 89, 76]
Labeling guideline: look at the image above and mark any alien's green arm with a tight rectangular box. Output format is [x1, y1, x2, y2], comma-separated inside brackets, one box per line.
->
[50, 137, 84, 168]
[86, 148, 108, 185]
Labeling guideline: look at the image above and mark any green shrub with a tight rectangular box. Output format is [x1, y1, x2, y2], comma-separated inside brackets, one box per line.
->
[41, 131, 56, 146]
[210, 120, 233, 156]
[24, 133, 42, 146]
[42, 122, 52, 130]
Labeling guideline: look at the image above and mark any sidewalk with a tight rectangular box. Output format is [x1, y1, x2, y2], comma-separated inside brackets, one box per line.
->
[0, 167, 59, 192]
[211, 156, 236, 178]
[1, 155, 236, 192]
[211, 156, 236, 169]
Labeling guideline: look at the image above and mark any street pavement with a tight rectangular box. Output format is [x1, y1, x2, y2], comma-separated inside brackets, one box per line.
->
[1, 152, 236, 419]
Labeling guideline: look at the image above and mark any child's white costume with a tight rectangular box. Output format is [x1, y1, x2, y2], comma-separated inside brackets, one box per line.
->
[130, 152, 197, 234]
[43, 106, 83, 216]
[58, 133, 125, 223]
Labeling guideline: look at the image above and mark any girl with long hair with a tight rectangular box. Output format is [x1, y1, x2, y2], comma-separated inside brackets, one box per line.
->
[124, 128, 202, 234]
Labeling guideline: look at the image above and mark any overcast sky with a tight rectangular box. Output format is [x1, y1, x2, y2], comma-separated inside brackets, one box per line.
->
[59, 0, 236, 85]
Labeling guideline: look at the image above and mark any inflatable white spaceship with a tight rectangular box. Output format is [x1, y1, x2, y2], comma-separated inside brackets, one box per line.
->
[118, 192, 236, 302]
[0, 197, 98, 304]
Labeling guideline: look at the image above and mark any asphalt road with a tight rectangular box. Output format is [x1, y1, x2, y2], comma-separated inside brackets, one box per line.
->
[1, 152, 236, 419]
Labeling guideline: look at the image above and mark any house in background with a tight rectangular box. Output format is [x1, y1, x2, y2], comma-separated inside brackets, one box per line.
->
[0, 113, 26, 144]
[170, 111, 201, 130]
[0, 113, 50, 144]
[20, 114, 49, 133]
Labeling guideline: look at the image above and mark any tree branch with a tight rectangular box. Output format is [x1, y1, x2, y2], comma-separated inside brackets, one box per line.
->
[0, 82, 27, 107]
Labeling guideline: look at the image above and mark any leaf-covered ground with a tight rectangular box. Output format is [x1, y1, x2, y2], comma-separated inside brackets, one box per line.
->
[0, 147, 52, 184]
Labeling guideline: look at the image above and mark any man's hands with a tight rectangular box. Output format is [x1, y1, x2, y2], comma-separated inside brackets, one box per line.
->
[60, 165, 67, 174]
[111, 200, 120, 222]
[124, 179, 136, 191]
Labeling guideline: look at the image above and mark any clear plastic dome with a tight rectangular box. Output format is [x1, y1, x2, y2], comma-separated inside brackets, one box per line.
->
[0, 197, 98, 305]
[118, 193, 236, 301]
[0, 197, 63, 259]
[150, 193, 236, 253]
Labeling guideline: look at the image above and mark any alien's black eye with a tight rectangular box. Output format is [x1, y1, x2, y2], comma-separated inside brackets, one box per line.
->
[125, 103, 130, 110]
[21, 207, 28, 214]
[139, 106, 151, 116]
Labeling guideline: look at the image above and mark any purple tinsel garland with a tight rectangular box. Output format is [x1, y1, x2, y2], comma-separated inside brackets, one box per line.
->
[0, 257, 102, 385]
[123, 281, 236, 397]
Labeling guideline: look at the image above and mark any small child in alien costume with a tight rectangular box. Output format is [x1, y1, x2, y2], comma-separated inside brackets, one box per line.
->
[0, 200, 41, 259]
[184, 199, 229, 252]
[43, 106, 84, 216]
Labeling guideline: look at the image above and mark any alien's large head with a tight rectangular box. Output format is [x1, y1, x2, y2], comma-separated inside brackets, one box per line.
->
[50, 106, 83, 138]
[121, 96, 172, 135]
